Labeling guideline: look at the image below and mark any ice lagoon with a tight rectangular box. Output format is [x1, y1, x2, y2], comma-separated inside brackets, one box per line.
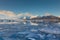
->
[0, 21, 60, 40]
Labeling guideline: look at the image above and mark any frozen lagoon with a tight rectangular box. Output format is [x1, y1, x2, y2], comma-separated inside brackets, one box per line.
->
[0, 21, 60, 40]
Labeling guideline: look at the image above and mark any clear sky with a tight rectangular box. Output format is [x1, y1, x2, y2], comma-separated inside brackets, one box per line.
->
[0, 0, 60, 16]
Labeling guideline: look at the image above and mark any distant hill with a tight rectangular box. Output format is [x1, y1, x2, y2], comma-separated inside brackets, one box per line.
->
[31, 15, 60, 23]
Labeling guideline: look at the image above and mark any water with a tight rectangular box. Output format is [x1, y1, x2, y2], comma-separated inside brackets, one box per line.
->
[0, 21, 60, 40]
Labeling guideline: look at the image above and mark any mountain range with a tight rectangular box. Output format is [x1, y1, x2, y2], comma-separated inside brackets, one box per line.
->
[0, 10, 59, 20]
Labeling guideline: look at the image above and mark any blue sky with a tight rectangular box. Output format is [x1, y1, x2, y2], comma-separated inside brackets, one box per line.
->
[0, 0, 60, 16]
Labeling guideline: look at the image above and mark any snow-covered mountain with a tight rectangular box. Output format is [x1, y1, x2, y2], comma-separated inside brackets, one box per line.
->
[17, 13, 38, 20]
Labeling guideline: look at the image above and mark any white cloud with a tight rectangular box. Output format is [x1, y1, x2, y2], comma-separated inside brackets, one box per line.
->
[17, 13, 23, 17]
[44, 12, 52, 16]
[0, 10, 17, 19]
[17, 12, 34, 17]
[24, 12, 33, 16]
[0, 10, 16, 17]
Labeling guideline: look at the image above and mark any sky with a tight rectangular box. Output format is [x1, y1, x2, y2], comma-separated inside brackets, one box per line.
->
[0, 0, 60, 16]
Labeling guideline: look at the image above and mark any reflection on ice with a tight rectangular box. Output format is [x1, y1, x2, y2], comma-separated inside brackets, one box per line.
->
[23, 22, 27, 24]
[30, 21, 38, 26]
[57, 22, 60, 24]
